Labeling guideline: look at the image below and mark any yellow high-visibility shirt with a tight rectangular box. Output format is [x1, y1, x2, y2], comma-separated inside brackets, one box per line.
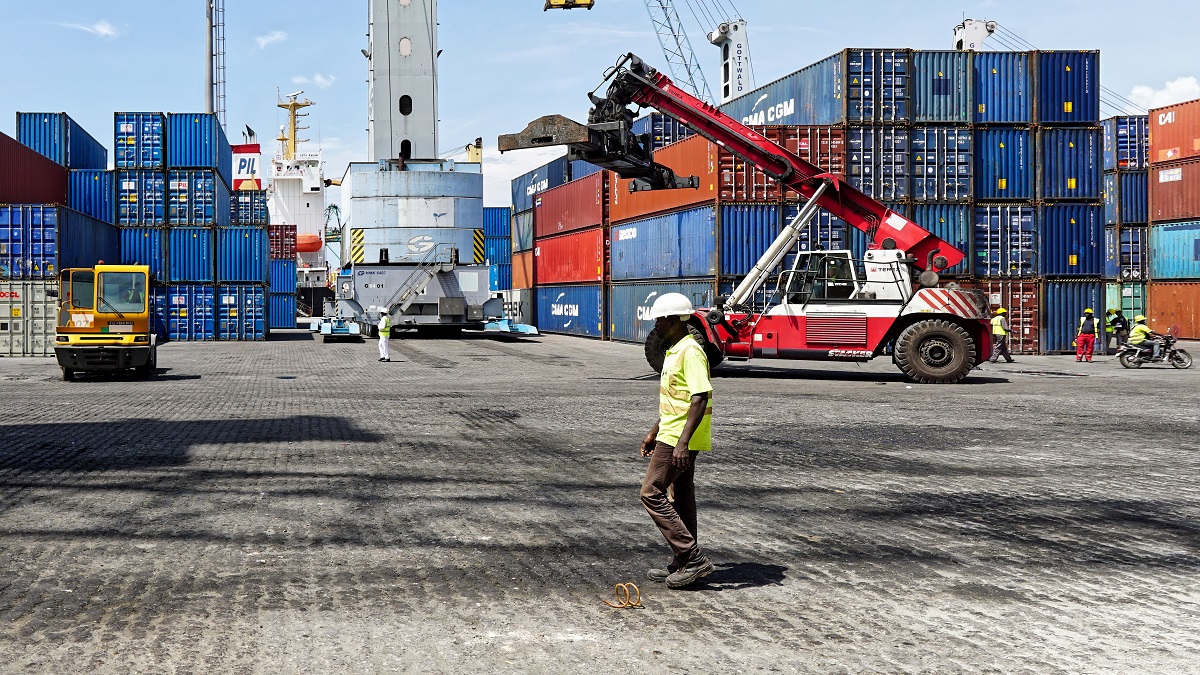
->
[657, 334, 713, 451]
[1129, 324, 1153, 344]
[991, 315, 1008, 336]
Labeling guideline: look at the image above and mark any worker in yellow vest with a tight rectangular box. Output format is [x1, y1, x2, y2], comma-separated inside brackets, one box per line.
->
[988, 307, 1015, 363]
[377, 313, 391, 362]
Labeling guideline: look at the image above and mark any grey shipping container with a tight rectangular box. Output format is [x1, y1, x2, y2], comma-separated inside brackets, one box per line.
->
[608, 280, 716, 344]
[0, 280, 57, 357]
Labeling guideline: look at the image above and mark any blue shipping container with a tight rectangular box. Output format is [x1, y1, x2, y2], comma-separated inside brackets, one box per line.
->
[975, 127, 1034, 200]
[268, 292, 297, 329]
[912, 51, 971, 123]
[165, 284, 215, 341]
[1038, 127, 1102, 200]
[974, 204, 1037, 278]
[511, 156, 568, 212]
[116, 171, 166, 226]
[847, 126, 911, 200]
[535, 284, 604, 338]
[719, 203, 781, 276]
[511, 210, 533, 253]
[911, 127, 973, 201]
[720, 66, 809, 126]
[847, 203, 908, 261]
[484, 235, 512, 266]
[269, 259, 297, 294]
[1149, 221, 1200, 279]
[149, 286, 167, 339]
[910, 204, 971, 275]
[845, 49, 911, 123]
[114, 112, 166, 170]
[1039, 204, 1103, 276]
[1102, 116, 1149, 171]
[1041, 279, 1105, 353]
[1037, 51, 1100, 125]
[0, 205, 118, 279]
[119, 227, 168, 281]
[167, 227, 215, 283]
[569, 160, 604, 181]
[68, 170, 115, 223]
[15, 112, 107, 170]
[608, 280, 716, 344]
[216, 285, 267, 340]
[1103, 226, 1149, 281]
[610, 205, 716, 281]
[169, 169, 231, 226]
[631, 113, 695, 150]
[490, 263, 513, 291]
[1103, 171, 1148, 225]
[781, 204, 849, 255]
[483, 206, 512, 237]
[232, 190, 269, 225]
[166, 113, 233, 187]
[973, 52, 1033, 124]
[216, 226, 269, 283]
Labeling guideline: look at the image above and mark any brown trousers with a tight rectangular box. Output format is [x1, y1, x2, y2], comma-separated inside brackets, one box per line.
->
[640, 441, 699, 558]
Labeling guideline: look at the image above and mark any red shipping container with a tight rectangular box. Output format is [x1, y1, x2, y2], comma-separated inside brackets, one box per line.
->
[1149, 99, 1200, 165]
[609, 135, 718, 223]
[0, 132, 68, 204]
[534, 171, 606, 238]
[1149, 158, 1200, 223]
[268, 224, 298, 259]
[1148, 281, 1200, 339]
[512, 250, 535, 289]
[718, 126, 847, 202]
[956, 279, 1041, 354]
[533, 227, 604, 284]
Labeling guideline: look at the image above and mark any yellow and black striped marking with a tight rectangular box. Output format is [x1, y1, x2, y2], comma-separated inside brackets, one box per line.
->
[351, 229, 365, 264]
[473, 229, 485, 264]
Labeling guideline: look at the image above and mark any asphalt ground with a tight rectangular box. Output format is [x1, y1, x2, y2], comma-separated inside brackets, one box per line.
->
[1, 331, 1198, 674]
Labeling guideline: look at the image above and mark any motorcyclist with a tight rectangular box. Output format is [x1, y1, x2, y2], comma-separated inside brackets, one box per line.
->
[1127, 315, 1164, 360]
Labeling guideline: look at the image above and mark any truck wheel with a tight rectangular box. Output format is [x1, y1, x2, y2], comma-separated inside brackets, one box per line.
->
[61, 368, 75, 382]
[893, 319, 975, 384]
[645, 325, 722, 375]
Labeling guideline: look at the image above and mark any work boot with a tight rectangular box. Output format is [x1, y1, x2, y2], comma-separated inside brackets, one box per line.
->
[646, 556, 681, 583]
[666, 549, 714, 589]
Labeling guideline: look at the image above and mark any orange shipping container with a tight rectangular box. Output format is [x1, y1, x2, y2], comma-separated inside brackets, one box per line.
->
[534, 227, 604, 284]
[718, 126, 847, 202]
[608, 135, 718, 223]
[512, 250, 534, 289]
[1149, 99, 1200, 165]
[1148, 281, 1200, 339]
[956, 279, 1042, 354]
[1149, 157, 1200, 223]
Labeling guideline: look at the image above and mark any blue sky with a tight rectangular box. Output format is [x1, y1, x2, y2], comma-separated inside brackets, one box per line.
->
[2, 0, 1198, 207]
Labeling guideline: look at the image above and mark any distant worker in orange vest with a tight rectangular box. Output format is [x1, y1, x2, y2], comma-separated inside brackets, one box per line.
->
[989, 307, 1015, 363]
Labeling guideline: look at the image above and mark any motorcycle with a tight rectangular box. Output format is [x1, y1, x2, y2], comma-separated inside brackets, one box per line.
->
[1116, 334, 1193, 369]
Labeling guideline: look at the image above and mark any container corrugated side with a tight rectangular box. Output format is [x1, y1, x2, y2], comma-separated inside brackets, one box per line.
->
[533, 228, 603, 285]
[68, 170, 115, 223]
[0, 280, 57, 357]
[1103, 171, 1149, 225]
[956, 279, 1041, 353]
[15, 112, 107, 170]
[609, 137, 718, 223]
[719, 203, 781, 276]
[512, 210, 533, 253]
[216, 226, 269, 283]
[269, 259, 297, 294]
[490, 264, 513, 291]
[780, 204, 849, 256]
[268, 292, 297, 329]
[1148, 221, 1200, 279]
[119, 227, 168, 281]
[215, 285, 267, 340]
[568, 160, 604, 181]
[0, 132, 68, 205]
[610, 205, 716, 281]
[1148, 281, 1200, 339]
[631, 113, 694, 150]
[1150, 158, 1200, 223]
[116, 171, 166, 226]
[511, 156, 568, 212]
[1036, 51, 1100, 125]
[1102, 116, 1149, 171]
[535, 284, 604, 338]
[484, 236, 512, 266]
[512, 250, 534, 289]
[167, 227, 215, 283]
[483, 206, 512, 237]
[533, 172, 605, 238]
[1104, 226, 1148, 280]
[0, 205, 118, 279]
[720, 62, 813, 126]
[910, 204, 971, 275]
[973, 52, 1033, 124]
[911, 127, 973, 201]
[168, 169, 231, 226]
[114, 112, 166, 170]
[1107, 281, 1147, 320]
[608, 280, 716, 343]
[846, 49, 911, 123]
[1041, 279, 1105, 352]
[1039, 204, 1103, 276]
[847, 126, 910, 200]
[232, 190, 269, 225]
[1037, 127, 1103, 200]
[912, 51, 971, 123]
[973, 204, 1037, 278]
[166, 113, 233, 187]
[1148, 98, 1200, 165]
[975, 127, 1034, 200]
[165, 284, 215, 340]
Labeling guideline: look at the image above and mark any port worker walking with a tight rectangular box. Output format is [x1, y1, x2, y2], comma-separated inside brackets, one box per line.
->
[1076, 308, 1098, 362]
[639, 293, 715, 589]
[377, 312, 391, 362]
[989, 307, 1015, 363]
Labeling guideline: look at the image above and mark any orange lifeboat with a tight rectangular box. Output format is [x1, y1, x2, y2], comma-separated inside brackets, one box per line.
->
[296, 234, 322, 253]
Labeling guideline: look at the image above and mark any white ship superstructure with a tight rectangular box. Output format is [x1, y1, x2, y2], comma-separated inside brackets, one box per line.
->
[267, 93, 329, 287]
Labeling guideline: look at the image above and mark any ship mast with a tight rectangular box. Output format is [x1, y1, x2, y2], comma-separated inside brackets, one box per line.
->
[276, 92, 313, 160]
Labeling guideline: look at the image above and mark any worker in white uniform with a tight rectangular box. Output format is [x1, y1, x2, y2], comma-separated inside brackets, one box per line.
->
[377, 313, 391, 362]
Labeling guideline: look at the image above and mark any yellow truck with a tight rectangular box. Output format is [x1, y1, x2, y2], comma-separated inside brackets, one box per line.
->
[54, 264, 158, 381]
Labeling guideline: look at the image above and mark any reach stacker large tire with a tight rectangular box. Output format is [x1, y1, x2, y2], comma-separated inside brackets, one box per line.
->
[645, 325, 724, 375]
[893, 319, 976, 384]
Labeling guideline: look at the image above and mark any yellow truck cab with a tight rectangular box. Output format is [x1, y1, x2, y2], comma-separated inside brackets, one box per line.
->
[54, 264, 158, 381]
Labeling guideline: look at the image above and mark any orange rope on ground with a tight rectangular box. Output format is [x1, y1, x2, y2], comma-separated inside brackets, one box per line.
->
[601, 583, 643, 609]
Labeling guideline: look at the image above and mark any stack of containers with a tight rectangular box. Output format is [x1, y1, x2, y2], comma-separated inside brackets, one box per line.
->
[266, 222, 297, 330]
[509, 156, 602, 297]
[1147, 98, 1200, 338]
[3, 115, 116, 357]
[532, 171, 607, 337]
[483, 206, 512, 291]
[1101, 116, 1150, 328]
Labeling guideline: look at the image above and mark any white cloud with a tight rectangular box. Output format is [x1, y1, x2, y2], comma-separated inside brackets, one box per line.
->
[481, 145, 569, 207]
[292, 73, 337, 88]
[255, 30, 287, 49]
[1131, 77, 1200, 110]
[59, 20, 118, 38]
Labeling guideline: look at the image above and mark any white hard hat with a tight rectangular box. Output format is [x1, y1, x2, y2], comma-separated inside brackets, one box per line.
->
[648, 292, 694, 320]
